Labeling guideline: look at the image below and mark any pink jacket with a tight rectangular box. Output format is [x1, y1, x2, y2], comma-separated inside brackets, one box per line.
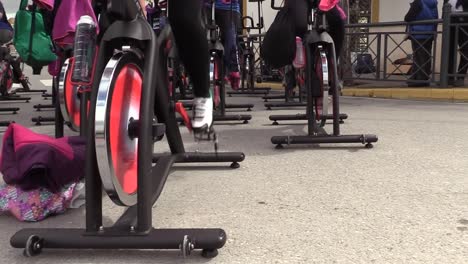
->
[52, 0, 99, 48]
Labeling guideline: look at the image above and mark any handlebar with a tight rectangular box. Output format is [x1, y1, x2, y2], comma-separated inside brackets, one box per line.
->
[271, 0, 281, 10]
[242, 16, 264, 30]
[271, 0, 320, 10]
[158, 0, 167, 8]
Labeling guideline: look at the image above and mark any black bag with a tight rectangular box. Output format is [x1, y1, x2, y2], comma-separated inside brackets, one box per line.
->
[354, 54, 376, 74]
[261, 7, 296, 69]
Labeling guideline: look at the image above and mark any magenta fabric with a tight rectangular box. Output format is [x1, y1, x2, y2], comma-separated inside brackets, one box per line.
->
[48, 58, 61, 76]
[0, 183, 76, 222]
[52, 0, 99, 48]
[0, 124, 86, 193]
[318, 0, 339, 11]
[334, 5, 347, 20]
[318, 0, 347, 19]
[33, 0, 54, 11]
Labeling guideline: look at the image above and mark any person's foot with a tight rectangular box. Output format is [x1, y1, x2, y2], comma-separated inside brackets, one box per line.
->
[192, 96, 213, 135]
[228, 72, 240, 90]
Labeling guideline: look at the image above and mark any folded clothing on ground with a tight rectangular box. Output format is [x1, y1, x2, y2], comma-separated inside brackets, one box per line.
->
[0, 123, 86, 193]
[0, 182, 77, 222]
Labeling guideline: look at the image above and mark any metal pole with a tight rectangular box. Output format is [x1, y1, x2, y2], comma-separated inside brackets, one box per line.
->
[79, 87, 88, 137]
[376, 33, 381, 80]
[440, 3, 451, 88]
[53, 76, 64, 138]
[383, 34, 388, 80]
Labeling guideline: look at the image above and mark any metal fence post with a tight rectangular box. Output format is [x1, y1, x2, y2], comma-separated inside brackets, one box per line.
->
[440, 3, 451, 88]
[374, 33, 381, 80]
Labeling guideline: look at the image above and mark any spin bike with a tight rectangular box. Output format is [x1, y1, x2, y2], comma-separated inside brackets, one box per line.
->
[176, 0, 253, 124]
[0, 40, 31, 104]
[264, 64, 309, 109]
[31, 53, 67, 136]
[11, 0, 244, 258]
[262, 64, 302, 103]
[269, 0, 377, 148]
[0, 39, 27, 124]
[227, 0, 271, 97]
[237, 16, 272, 96]
[264, 63, 348, 122]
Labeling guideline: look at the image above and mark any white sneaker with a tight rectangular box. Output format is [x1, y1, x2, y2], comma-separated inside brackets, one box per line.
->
[192, 97, 213, 132]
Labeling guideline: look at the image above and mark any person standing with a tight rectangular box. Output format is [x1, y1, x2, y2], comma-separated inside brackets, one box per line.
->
[445, 0, 468, 86]
[0, 1, 12, 32]
[404, 0, 439, 87]
[0, 0, 30, 90]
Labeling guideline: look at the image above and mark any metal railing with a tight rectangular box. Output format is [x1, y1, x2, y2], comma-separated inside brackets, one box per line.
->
[440, 10, 468, 86]
[341, 3, 468, 88]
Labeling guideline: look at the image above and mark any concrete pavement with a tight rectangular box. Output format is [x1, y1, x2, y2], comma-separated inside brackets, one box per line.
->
[0, 72, 467, 263]
[256, 82, 468, 102]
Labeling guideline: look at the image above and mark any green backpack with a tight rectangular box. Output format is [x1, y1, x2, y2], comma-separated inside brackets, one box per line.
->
[13, 0, 57, 74]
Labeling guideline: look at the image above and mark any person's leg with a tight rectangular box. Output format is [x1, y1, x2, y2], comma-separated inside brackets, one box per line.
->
[169, 0, 212, 131]
[326, 6, 345, 59]
[169, 0, 209, 98]
[284, 0, 308, 37]
[409, 38, 429, 85]
[286, 0, 345, 50]
[8, 55, 23, 80]
[408, 38, 420, 83]
[413, 38, 424, 81]
[422, 38, 433, 82]
[284, 65, 296, 101]
[324, 6, 345, 93]
[215, 9, 240, 89]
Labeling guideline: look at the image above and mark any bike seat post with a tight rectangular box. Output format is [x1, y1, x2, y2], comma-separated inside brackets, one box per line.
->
[204, 1, 216, 43]
[322, 13, 328, 31]
[308, 8, 315, 31]
[211, 0, 216, 23]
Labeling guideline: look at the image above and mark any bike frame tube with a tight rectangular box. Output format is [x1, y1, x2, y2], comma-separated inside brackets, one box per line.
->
[86, 0, 157, 233]
[328, 43, 340, 136]
[305, 42, 316, 136]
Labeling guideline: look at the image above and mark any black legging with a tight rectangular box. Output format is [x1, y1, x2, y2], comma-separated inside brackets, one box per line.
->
[169, 0, 210, 97]
[215, 9, 240, 73]
[285, 0, 345, 58]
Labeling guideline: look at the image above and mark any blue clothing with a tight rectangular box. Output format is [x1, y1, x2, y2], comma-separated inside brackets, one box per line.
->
[206, 0, 240, 13]
[0, 1, 11, 31]
[215, 9, 240, 72]
[409, 0, 439, 39]
[204, 0, 241, 72]
[0, 22, 12, 31]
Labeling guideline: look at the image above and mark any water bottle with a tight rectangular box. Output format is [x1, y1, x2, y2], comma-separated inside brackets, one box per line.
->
[71, 15, 97, 85]
[293, 37, 306, 69]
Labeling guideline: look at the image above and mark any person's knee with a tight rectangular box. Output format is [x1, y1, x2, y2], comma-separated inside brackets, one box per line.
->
[170, 7, 200, 31]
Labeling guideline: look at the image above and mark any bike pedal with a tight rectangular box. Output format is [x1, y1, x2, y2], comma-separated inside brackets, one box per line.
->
[194, 126, 219, 153]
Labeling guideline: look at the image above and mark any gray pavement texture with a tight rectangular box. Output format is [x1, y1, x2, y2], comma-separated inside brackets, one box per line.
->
[0, 71, 467, 264]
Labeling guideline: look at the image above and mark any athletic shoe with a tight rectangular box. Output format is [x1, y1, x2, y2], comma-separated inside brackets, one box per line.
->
[192, 96, 213, 134]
